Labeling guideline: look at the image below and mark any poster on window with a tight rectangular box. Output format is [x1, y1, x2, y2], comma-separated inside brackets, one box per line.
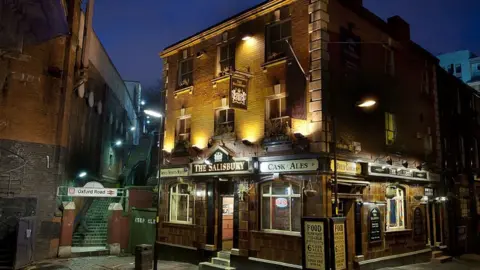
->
[301, 218, 329, 270]
[229, 76, 248, 110]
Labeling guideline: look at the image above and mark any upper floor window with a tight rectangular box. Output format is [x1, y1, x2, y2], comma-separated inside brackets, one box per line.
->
[261, 181, 301, 232]
[455, 64, 462, 77]
[459, 136, 465, 167]
[446, 64, 454, 74]
[178, 49, 193, 89]
[473, 138, 479, 169]
[384, 46, 395, 75]
[266, 94, 290, 136]
[218, 43, 236, 75]
[215, 108, 235, 136]
[385, 112, 397, 145]
[424, 127, 433, 154]
[266, 8, 291, 62]
[169, 183, 193, 224]
[176, 116, 191, 143]
[422, 68, 430, 94]
[386, 186, 405, 231]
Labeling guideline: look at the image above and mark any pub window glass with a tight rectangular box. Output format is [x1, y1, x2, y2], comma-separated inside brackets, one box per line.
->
[215, 108, 235, 136]
[178, 49, 193, 88]
[386, 187, 405, 231]
[169, 183, 193, 224]
[261, 181, 301, 232]
[176, 117, 191, 143]
[266, 8, 291, 62]
[219, 43, 236, 73]
[385, 112, 397, 145]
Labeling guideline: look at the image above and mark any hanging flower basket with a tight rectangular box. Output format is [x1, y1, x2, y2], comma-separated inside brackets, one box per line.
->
[413, 194, 424, 201]
[238, 182, 249, 202]
[386, 185, 397, 199]
[304, 189, 318, 197]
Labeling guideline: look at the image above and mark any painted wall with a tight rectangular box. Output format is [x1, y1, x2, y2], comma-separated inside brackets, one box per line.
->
[438, 50, 477, 83]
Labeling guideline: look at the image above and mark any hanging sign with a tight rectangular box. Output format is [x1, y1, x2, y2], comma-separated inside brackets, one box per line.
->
[67, 187, 118, 197]
[302, 218, 329, 270]
[229, 76, 248, 110]
[368, 207, 382, 243]
[260, 159, 319, 173]
[331, 218, 347, 270]
[160, 167, 189, 178]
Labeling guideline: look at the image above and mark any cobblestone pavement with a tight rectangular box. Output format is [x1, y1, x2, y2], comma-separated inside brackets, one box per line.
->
[23, 256, 198, 270]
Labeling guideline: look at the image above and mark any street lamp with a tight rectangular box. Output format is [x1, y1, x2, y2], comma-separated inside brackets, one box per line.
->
[144, 109, 162, 118]
[357, 99, 377, 108]
[78, 171, 87, 178]
[114, 140, 122, 147]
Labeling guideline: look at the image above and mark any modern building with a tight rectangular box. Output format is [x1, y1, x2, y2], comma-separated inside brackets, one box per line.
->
[157, 0, 443, 269]
[438, 50, 480, 91]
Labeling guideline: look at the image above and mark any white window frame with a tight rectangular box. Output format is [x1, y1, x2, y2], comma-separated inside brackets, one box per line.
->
[386, 187, 405, 231]
[266, 17, 292, 61]
[176, 115, 191, 143]
[169, 183, 192, 224]
[266, 93, 288, 121]
[217, 42, 236, 75]
[215, 108, 235, 134]
[178, 50, 193, 88]
[261, 181, 301, 233]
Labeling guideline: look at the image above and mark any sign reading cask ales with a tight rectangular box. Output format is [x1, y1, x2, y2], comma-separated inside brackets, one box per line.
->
[229, 76, 248, 110]
[369, 207, 382, 243]
[413, 207, 423, 238]
[302, 218, 329, 270]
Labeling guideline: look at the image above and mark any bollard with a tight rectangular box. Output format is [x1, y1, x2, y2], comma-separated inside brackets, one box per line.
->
[135, 244, 153, 270]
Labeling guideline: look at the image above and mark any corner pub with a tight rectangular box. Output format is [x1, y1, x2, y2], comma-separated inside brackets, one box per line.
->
[156, 0, 444, 269]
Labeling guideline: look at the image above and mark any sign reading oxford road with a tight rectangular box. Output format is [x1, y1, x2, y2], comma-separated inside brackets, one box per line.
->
[260, 159, 319, 173]
[68, 187, 118, 197]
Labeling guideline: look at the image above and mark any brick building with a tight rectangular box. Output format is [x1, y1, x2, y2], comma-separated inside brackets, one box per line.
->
[158, 0, 443, 269]
[0, 0, 139, 263]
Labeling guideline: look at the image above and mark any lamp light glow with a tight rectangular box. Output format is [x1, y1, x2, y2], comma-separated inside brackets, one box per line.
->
[141, 100, 146, 106]
[78, 171, 87, 178]
[115, 140, 123, 146]
[242, 35, 252, 41]
[357, 99, 376, 108]
[130, 126, 136, 131]
[144, 109, 162, 118]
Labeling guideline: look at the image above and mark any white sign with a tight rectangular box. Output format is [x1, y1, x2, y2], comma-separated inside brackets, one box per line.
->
[275, 198, 288, 208]
[304, 221, 325, 270]
[160, 167, 189, 178]
[67, 187, 118, 197]
[260, 159, 319, 173]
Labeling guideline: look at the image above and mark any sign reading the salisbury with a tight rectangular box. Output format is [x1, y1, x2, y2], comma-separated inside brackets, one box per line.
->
[160, 167, 189, 178]
[68, 187, 118, 197]
[229, 76, 248, 110]
[260, 159, 319, 173]
[332, 219, 347, 270]
[192, 161, 249, 174]
[369, 207, 382, 243]
[302, 218, 327, 270]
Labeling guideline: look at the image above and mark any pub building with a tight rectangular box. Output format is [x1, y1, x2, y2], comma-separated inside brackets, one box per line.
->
[157, 0, 445, 268]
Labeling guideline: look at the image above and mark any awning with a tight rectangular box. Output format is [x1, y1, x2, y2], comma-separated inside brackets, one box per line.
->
[0, 0, 69, 50]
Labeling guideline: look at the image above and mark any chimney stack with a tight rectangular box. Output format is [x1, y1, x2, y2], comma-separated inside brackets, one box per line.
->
[387, 16, 411, 41]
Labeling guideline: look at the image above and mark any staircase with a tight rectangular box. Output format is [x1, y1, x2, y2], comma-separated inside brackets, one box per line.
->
[199, 251, 235, 270]
[123, 135, 154, 186]
[431, 246, 452, 264]
[72, 198, 115, 247]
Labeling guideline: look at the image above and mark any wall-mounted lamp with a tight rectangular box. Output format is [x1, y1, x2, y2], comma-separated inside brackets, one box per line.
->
[192, 145, 202, 152]
[386, 156, 393, 165]
[196, 50, 206, 59]
[402, 160, 409, 168]
[114, 140, 123, 147]
[141, 100, 146, 106]
[78, 171, 87, 178]
[205, 160, 212, 165]
[357, 99, 376, 108]
[242, 34, 252, 41]
[130, 126, 136, 131]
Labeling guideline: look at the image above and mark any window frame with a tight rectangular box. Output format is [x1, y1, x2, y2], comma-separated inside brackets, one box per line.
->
[260, 181, 302, 233]
[176, 116, 191, 143]
[455, 63, 462, 77]
[215, 108, 235, 135]
[169, 183, 193, 224]
[385, 112, 397, 146]
[177, 51, 193, 89]
[265, 18, 292, 62]
[218, 42, 236, 75]
[386, 186, 406, 231]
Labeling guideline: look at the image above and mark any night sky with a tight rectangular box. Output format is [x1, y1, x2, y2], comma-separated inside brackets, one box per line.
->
[93, 0, 480, 89]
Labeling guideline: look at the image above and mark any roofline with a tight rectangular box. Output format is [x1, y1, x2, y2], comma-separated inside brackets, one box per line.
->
[159, 0, 293, 58]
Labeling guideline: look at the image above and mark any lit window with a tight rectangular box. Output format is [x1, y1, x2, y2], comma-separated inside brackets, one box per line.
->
[261, 181, 301, 232]
[176, 117, 191, 143]
[385, 112, 397, 145]
[386, 186, 405, 231]
[266, 7, 291, 62]
[219, 43, 235, 75]
[178, 49, 193, 88]
[169, 183, 193, 224]
[384, 46, 395, 75]
[215, 108, 235, 136]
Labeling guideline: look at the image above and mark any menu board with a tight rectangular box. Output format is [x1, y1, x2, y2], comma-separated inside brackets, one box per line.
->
[369, 207, 382, 243]
[413, 207, 423, 238]
[332, 220, 347, 270]
[302, 218, 328, 270]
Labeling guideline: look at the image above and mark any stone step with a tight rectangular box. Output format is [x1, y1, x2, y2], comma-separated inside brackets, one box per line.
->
[432, 251, 443, 258]
[432, 256, 453, 264]
[212, 257, 230, 267]
[217, 251, 231, 260]
[199, 262, 235, 270]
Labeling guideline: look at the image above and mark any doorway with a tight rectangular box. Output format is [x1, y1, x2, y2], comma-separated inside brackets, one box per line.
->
[217, 180, 235, 251]
[338, 198, 356, 270]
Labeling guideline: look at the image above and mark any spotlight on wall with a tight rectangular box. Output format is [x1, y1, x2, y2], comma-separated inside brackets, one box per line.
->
[204, 159, 212, 165]
[78, 171, 87, 178]
[141, 100, 146, 106]
[242, 34, 252, 41]
[386, 156, 393, 165]
[130, 126, 136, 131]
[402, 160, 409, 168]
[196, 50, 206, 59]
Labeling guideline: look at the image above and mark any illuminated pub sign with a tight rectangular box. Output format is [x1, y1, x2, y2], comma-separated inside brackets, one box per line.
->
[191, 147, 250, 175]
[229, 75, 248, 110]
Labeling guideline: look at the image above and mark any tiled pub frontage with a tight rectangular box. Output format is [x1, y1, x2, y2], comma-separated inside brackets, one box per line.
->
[156, 149, 444, 269]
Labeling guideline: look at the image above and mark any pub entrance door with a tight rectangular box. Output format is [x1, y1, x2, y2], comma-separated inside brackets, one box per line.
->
[217, 180, 235, 251]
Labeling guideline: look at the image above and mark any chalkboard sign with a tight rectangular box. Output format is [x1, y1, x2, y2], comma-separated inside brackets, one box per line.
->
[369, 207, 382, 243]
[413, 207, 423, 238]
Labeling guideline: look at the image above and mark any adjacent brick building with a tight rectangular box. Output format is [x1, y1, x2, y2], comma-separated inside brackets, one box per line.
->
[157, 0, 444, 269]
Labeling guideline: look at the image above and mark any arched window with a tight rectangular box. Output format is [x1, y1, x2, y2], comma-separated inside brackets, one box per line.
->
[169, 183, 192, 224]
[386, 186, 405, 231]
[261, 181, 301, 232]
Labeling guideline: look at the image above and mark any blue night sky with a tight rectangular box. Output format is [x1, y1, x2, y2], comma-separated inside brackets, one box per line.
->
[93, 0, 480, 88]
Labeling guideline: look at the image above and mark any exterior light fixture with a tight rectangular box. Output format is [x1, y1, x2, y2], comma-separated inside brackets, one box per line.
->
[357, 99, 376, 108]
[205, 160, 212, 165]
[402, 160, 409, 168]
[242, 35, 252, 41]
[78, 171, 87, 178]
[242, 139, 253, 146]
[115, 140, 123, 146]
[141, 100, 146, 106]
[130, 126, 136, 131]
[386, 157, 393, 165]
[192, 145, 202, 152]
[144, 109, 162, 118]
[147, 120, 151, 124]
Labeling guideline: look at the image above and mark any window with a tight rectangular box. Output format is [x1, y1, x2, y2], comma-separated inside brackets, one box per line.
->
[455, 64, 462, 77]
[424, 127, 433, 154]
[459, 136, 465, 167]
[446, 64, 454, 74]
[422, 69, 429, 94]
[215, 108, 235, 136]
[473, 138, 479, 168]
[386, 186, 405, 231]
[219, 43, 236, 74]
[266, 13, 291, 61]
[266, 96, 290, 135]
[385, 112, 397, 145]
[384, 46, 395, 75]
[178, 50, 193, 88]
[261, 181, 301, 232]
[169, 183, 192, 224]
[176, 117, 191, 142]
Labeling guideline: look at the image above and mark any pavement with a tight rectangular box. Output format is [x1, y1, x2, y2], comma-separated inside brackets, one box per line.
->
[378, 254, 480, 270]
[22, 256, 197, 270]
